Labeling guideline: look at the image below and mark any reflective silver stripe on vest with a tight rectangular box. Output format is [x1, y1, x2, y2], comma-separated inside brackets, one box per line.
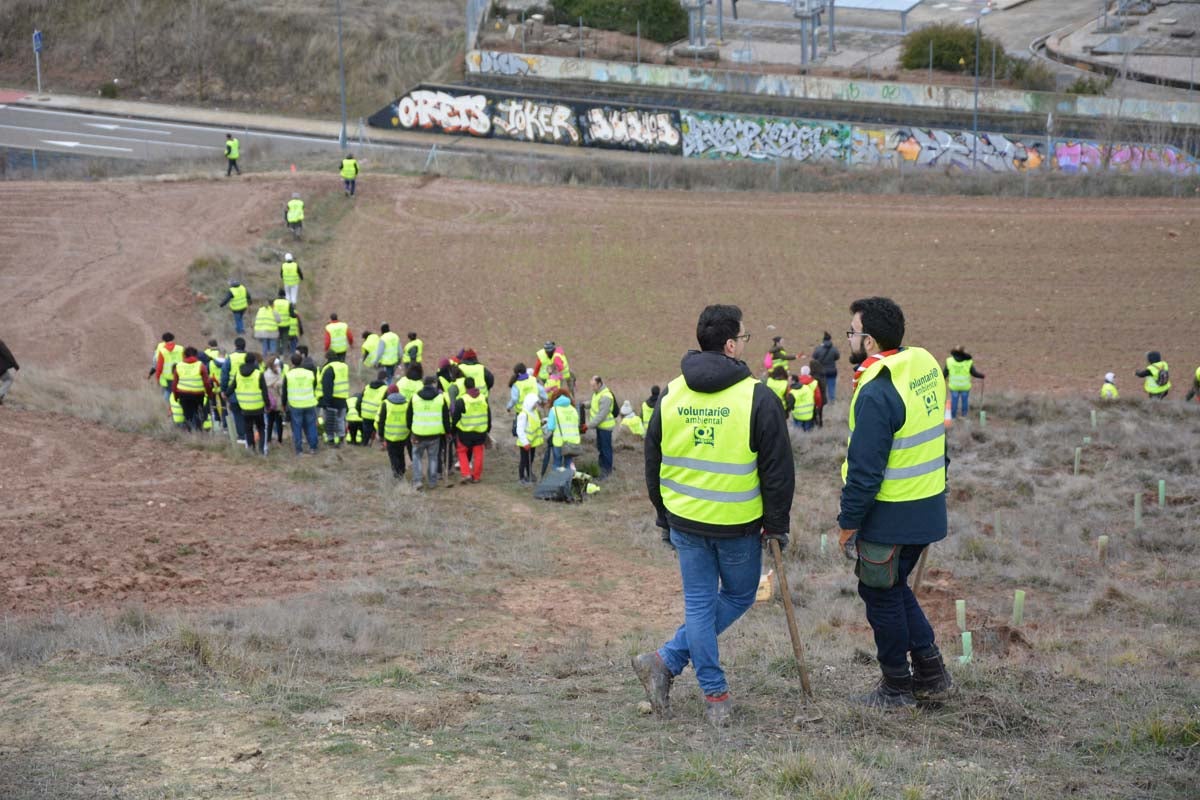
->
[891, 424, 945, 451]
[660, 479, 761, 503]
[661, 455, 757, 476]
[883, 457, 945, 481]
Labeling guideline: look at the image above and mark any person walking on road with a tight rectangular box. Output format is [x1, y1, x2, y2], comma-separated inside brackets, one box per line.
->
[839, 296, 953, 709]
[218, 279, 250, 335]
[281, 254, 303, 304]
[0, 337, 19, 405]
[812, 331, 841, 405]
[1135, 351, 1171, 400]
[224, 133, 241, 176]
[943, 347, 985, 419]
[341, 153, 359, 197]
[635, 304, 794, 727]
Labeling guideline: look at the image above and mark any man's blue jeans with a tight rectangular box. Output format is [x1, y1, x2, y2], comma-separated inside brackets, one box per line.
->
[596, 428, 613, 476]
[658, 529, 762, 697]
[290, 406, 319, 454]
[950, 390, 970, 418]
[824, 374, 837, 404]
[857, 543, 936, 671]
[232, 310, 245, 335]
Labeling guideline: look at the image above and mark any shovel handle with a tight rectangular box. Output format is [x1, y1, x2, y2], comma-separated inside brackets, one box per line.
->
[769, 538, 812, 698]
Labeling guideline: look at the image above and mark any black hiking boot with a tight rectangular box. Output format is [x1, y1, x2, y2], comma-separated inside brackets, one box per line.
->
[912, 648, 956, 703]
[853, 667, 917, 709]
[631, 652, 673, 717]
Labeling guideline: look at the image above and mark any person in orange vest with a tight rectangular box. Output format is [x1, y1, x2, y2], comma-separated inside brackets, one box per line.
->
[148, 332, 184, 402]
[171, 346, 215, 431]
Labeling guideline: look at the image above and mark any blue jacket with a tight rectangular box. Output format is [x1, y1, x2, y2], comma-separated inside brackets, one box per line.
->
[838, 363, 948, 545]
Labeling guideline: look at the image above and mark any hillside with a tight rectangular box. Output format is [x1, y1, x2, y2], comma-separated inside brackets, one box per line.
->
[0, 0, 462, 118]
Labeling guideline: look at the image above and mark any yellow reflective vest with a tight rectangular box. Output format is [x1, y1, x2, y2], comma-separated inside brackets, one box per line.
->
[254, 306, 279, 336]
[1144, 361, 1171, 395]
[402, 338, 423, 365]
[285, 368, 317, 409]
[360, 384, 387, 421]
[235, 367, 265, 412]
[380, 396, 410, 442]
[281, 260, 300, 286]
[456, 393, 489, 434]
[551, 404, 580, 447]
[791, 381, 816, 422]
[174, 360, 205, 395]
[659, 375, 762, 526]
[410, 394, 445, 436]
[458, 362, 488, 399]
[155, 342, 184, 388]
[379, 331, 401, 366]
[765, 377, 789, 407]
[228, 284, 248, 311]
[842, 348, 947, 503]
[1100, 382, 1119, 400]
[321, 360, 350, 400]
[519, 407, 544, 447]
[286, 198, 304, 223]
[946, 357, 973, 392]
[325, 321, 349, 354]
[226, 137, 239, 159]
[361, 333, 380, 365]
[340, 157, 359, 179]
[592, 387, 617, 431]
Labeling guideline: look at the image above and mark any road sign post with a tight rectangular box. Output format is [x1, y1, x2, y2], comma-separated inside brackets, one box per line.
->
[33, 29, 43, 96]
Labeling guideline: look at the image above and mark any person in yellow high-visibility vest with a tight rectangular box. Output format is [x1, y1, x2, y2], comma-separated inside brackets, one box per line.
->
[1135, 351, 1171, 400]
[840, 296, 951, 710]
[587, 375, 618, 478]
[171, 346, 216, 432]
[635, 304, 794, 727]
[148, 332, 184, 402]
[340, 153, 359, 196]
[1100, 372, 1119, 400]
[285, 192, 304, 238]
[451, 376, 492, 483]
[1185, 366, 1200, 404]
[515, 392, 543, 485]
[324, 313, 353, 357]
[943, 347, 985, 419]
[280, 253, 303, 305]
[282, 352, 320, 455]
[319, 351, 351, 446]
[218, 279, 251, 334]
[224, 133, 241, 176]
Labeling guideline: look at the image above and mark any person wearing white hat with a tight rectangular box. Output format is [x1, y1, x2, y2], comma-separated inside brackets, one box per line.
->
[1100, 372, 1118, 400]
[618, 399, 645, 439]
[280, 253, 303, 304]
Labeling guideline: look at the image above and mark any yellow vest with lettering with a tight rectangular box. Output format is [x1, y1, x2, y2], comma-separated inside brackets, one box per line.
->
[659, 375, 762, 526]
[841, 348, 947, 503]
[285, 368, 317, 409]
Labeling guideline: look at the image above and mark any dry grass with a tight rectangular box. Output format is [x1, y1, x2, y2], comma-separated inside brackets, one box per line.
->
[2, 384, 1198, 797]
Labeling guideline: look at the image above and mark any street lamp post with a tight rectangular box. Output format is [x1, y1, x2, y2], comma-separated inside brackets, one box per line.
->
[972, 15, 981, 170]
[337, 0, 348, 149]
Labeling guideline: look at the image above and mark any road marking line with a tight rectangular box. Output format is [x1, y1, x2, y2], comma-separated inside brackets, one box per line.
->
[3, 107, 341, 146]
[85, 122, 172, 135]
[0, 124, 213, 150]
[42, 139, 133, 152]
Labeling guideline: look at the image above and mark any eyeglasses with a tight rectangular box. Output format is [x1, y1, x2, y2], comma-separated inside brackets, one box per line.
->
[733, 333, 751, 342]
[846, 330, 870, 340]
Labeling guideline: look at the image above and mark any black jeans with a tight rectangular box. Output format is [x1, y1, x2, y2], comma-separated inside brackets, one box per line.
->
[178, 394, 206, 432]
[857, 544, 936, 672]
[519, 446, 535, 482]
[267, 410, 284, 442]
[386, 439, 407, 477]
[227, 158, 240, 176]
[243, 412, 265, 453]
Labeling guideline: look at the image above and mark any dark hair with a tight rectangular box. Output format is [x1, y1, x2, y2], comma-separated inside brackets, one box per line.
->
[362, 330, 371, 338]
[298, 345, 309, 356]
[277, 288, 286, 297]
[381, 323, 390, 333]
[464, 376, 476, 389]
[408, 332, 417, 340]
[376, 369, 388, 381]
[696, 304, 743, 352]
[330, 313, 338, 321]
[162, 332, 174, 342]
[406, 365, 422, 381]
[234, 337, 246, 349]
[509, 363, 528, 387]
[244, 353, 258, 367]
[649, 385, 660, 397]
[1147, 350, 1162, 363]
[207, 338, 218, 347]
[848, 296, 905, 350]
[770, 365, 788, 379]
[291, 353, 303, 367]
[183, 346, 197, 358]
[325, 350, 335, 361]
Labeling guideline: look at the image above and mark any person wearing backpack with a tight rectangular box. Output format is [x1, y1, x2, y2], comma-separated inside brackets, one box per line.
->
[1135, 351, 1171, 400]
[811, 331, 841, 405]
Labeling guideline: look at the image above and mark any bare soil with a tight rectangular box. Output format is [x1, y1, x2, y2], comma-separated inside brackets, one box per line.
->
[1, 174, 1197, 619]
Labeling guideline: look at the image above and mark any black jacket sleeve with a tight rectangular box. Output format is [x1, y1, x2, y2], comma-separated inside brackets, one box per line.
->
[970, 366, 985, 379]
[644, 383, 668, 529]
[259, 374, 269, 409]
[218, 289, 232, 308]
[321, 366, 335, 403]
[749, 383, 795, 535]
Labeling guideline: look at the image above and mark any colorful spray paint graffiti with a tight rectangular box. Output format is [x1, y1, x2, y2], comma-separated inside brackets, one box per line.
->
[681, 112, 851, 162]
[370, 86, 1198, 175]
[369, 86, 683, 155]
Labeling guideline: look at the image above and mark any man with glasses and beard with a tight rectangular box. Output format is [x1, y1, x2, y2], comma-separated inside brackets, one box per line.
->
[839, 297, 954, 708]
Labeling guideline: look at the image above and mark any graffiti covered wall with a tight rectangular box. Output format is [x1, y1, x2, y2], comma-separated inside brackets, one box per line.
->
[369, 87, 1199, 175]
[368, 86, 682, 154]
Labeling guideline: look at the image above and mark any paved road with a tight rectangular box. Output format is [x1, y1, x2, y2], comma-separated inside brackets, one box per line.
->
[0, 104, 343, 160]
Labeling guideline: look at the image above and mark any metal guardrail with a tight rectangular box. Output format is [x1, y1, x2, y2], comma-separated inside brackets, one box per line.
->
[467, 0, 491, 51]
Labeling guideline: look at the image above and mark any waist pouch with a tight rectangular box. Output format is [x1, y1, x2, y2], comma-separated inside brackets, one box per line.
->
[855, 541, 900, 590]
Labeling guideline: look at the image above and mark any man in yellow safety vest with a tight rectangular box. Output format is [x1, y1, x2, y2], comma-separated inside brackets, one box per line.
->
[218, 279, 251, 334]
[285, 192, 304, 238]
[943, 347, 985, 419]
[1135, 351, 1171, 400]
[840, 296, 952, 709]
[224, 133, 241, 176]
[281, 253, 303, 304]
[451, 376, 492, 483]
[635, 304, 794, 727]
